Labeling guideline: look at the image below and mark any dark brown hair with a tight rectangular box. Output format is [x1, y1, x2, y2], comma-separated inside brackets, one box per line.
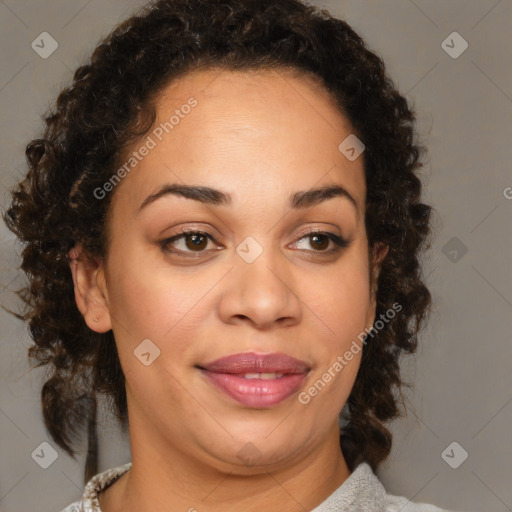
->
[2, 0, 433, 485]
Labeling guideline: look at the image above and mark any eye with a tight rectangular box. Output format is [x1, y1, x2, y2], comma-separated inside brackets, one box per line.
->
[161, 229, 221, 257]
[160, 228, 350, 258]
[293, 230, 349, 253]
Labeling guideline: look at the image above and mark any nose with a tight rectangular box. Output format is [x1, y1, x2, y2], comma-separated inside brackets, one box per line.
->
[217, 244, 302, 330]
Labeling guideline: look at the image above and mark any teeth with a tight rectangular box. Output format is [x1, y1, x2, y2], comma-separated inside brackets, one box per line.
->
[243, 372, 284, 380]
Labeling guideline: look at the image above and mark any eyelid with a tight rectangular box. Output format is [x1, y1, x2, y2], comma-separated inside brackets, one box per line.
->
[291, 229, 349, 252]
[162, 228, 221, 257]
[294, 225, 342, 241]
[161, 226, 349, 256]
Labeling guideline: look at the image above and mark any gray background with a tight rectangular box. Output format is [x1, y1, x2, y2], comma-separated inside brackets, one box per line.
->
[1, 1, 511, 511]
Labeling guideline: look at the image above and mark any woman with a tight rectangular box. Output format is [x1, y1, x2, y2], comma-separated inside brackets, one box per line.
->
[3, 0, 451, 510]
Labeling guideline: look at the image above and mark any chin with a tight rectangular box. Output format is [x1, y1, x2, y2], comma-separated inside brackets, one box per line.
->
[207, 434, 303, 472]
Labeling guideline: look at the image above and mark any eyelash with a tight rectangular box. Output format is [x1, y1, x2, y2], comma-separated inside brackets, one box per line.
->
[160, 227, 349, 258]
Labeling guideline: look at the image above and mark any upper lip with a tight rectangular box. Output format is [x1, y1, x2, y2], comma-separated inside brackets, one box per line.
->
[199, 352, 310, 374]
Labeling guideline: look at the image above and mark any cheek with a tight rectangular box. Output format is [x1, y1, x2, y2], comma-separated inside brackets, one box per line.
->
[318, 256, 370, 402]
[311, 258, 371, 341]
[105, 248, 218, 369]
[105, 243, 187, 331]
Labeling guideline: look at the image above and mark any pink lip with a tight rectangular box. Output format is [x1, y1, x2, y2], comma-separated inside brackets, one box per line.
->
[198, 352, 310, 408]
[200, 352, 310, 374]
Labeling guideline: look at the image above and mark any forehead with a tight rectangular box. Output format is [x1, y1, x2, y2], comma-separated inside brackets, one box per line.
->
[109, 67, 366, 219]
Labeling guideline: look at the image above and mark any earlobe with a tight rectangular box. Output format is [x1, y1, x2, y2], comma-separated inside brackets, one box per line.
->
[370, 242, 389, 292]
[68, 244, 112, 333]
[373, 242, 389, 272]
[366, 242, 390, 329]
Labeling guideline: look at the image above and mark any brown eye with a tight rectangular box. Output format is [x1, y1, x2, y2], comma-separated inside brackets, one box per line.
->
[308, 234, 330, 251]
[184, 233, 208, 251]
[161, 230, 218, 256]
[293, 231, 349, 253]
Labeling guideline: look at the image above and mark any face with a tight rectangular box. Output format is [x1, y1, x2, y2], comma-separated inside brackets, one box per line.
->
[71, 67, 387, 474]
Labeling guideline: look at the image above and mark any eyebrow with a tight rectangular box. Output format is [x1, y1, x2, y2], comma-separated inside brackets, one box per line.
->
[137, 183, 359, 216]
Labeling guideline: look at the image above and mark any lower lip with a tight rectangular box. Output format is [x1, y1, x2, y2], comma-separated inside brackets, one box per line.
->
[200, 370, 307, 408]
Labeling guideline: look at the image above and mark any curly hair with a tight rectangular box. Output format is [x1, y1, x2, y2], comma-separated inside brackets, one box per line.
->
[2, 0, 433, 485]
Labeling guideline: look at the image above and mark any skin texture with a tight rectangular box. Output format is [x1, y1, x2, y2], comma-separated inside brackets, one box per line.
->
[69, 68, 388, 512]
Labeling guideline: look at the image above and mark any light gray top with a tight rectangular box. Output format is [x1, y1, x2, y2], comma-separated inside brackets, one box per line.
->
[60, 461, 452, 512]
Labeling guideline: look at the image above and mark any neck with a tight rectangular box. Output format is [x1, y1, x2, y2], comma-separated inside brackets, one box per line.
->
[99, 383, 353, 512]
[103, 424, 351, 512]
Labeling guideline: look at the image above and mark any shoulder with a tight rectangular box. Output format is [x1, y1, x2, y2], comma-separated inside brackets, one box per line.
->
[312, 462, 453, 512]
[384, 492, 453, 512]
[57, 462, 132, 512]
[59, 502, 81, 512]
[355, 462, 453, 512]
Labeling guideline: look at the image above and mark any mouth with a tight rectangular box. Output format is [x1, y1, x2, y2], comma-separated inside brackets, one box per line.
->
[197, 352, 310, 408]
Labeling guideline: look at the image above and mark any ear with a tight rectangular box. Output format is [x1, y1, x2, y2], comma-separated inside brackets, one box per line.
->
[365, 242, 389, 329]
[68, 243, 112, 333]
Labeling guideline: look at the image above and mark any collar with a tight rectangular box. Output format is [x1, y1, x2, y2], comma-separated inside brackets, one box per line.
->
[73, 461, 385, 512]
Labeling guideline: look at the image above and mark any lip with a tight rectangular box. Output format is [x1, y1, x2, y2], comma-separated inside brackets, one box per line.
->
[199, 351, 310, 374]
[198, 352, 310, 408]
